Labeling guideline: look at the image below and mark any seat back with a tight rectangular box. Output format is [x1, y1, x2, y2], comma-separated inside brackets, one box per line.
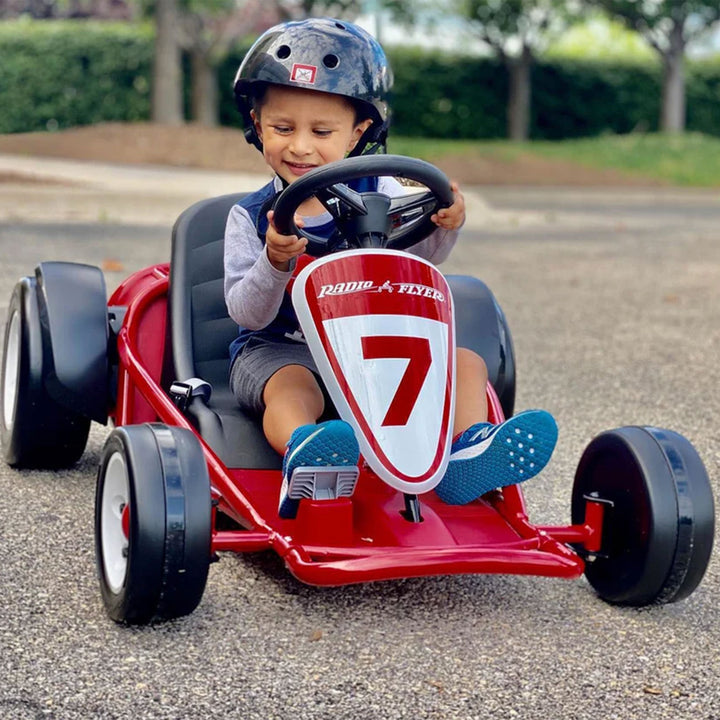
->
[169, 193, 280, 469]
[170, 193, 243, 388]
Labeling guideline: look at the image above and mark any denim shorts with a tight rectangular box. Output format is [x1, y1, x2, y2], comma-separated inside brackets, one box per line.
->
[229, 336, 320, 416]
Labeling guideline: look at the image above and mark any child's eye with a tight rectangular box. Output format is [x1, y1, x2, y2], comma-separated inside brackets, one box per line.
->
[314, 129, 332, 138]
[272, 125, 292, 135]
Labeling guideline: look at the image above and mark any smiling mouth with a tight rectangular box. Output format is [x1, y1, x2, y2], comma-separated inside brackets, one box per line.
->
[286, 162, 317, 176]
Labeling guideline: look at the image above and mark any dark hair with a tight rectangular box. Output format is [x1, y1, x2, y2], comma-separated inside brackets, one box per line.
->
[249, 84, 268, 116]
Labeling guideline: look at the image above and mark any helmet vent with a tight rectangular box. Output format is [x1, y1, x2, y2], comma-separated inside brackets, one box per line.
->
[334, 22, 346, 30]
[276, 44, 291, 59]
[323, 54, 340, 69]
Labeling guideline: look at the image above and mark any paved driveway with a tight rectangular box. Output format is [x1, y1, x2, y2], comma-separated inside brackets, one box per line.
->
[1, 165, 719, 719]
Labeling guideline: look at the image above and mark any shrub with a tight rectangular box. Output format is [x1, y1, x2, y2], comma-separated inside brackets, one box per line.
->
[0, 19, 153, 133]
[1, 19, 718, 141]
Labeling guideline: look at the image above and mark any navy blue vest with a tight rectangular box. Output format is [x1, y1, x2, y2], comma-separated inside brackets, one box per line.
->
[229, 176, 378, 365]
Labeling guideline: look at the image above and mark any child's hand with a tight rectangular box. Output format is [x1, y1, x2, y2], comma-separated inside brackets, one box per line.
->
[431, 181, 465, 231]
[265, 210, 307, 271]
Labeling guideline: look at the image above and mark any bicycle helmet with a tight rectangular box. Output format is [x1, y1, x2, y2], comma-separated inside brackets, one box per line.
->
[233, 18, 392, 156]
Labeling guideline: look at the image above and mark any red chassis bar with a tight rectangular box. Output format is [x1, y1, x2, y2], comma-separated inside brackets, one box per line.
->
[110, 266, 606, 587]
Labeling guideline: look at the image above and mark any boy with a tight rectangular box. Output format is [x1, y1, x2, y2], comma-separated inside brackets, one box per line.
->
[225, 18, 557, 518]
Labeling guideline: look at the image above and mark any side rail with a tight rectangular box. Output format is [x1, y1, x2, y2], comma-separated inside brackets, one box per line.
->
[111, 265, 273, 542]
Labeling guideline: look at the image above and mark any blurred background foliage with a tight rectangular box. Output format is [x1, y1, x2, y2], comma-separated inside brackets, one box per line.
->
[0, 0, 718, 142]
[1, 17, 717, 139]
[0, 19, 155, 132]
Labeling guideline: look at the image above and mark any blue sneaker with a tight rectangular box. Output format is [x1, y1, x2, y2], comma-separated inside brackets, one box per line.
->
[435, 410, 557, 505]
[278, 420, 360, 519]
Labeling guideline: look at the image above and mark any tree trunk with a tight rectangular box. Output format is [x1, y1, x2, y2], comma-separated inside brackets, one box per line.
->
[660, 20, 686, 133]
[152, 0, 184, 125]
[506, 45, 532, 141]
[190, 50, 219, 127]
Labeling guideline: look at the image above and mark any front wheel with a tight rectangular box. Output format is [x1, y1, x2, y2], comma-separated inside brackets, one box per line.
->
[571, 426, 714, 606]
[95, 423, 212, 624]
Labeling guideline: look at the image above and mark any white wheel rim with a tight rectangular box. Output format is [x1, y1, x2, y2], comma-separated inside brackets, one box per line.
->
[101, 452, 130, 594]
[2, 310, 20, 430]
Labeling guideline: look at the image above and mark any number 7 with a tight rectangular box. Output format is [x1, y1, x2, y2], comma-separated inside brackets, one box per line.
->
[361, 335, 432, 427]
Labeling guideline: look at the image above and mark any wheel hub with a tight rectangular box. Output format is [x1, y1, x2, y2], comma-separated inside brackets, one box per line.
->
[101, 452, 130, 594]
[2, 310, 20, 430]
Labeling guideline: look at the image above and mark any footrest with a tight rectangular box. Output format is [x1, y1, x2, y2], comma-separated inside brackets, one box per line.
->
[289, 466, 359, 501]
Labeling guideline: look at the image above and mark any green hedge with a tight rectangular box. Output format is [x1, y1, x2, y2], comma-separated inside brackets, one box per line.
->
[1, 19, 719, 140]
[192, 45, 720, 141]
[531, 59, 662, 138]
[0, 19, 153, 133]
[386, 49, 508, 139]
[686, 60, 720, 134]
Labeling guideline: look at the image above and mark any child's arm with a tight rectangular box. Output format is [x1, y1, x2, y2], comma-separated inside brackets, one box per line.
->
[224, 204, 296, 330]
[431, 182, 465, 231]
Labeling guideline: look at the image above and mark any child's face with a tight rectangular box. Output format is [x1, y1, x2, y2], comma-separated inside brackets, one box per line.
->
[252, 85, 372, 186]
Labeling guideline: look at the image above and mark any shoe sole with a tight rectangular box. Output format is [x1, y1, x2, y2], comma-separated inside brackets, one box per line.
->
[436, 411, 558, 505]
[279, 421, 359, 519]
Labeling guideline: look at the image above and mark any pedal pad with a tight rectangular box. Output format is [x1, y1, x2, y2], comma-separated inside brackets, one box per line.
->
[288, 466, 359, 501]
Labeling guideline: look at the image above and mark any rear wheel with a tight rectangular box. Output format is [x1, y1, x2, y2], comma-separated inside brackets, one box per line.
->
[572, 426, 714, 606]
[95, 423, 212, 624]
[1, 278, 90, 467]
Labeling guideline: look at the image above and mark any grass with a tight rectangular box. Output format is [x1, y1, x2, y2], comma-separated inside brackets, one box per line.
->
[390, 132, 720, 187]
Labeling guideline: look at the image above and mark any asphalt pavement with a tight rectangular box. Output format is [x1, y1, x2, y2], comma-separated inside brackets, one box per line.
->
[1, 157, 720, 719]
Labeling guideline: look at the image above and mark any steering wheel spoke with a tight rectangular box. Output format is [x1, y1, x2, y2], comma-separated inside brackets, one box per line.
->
[387, 191, 439, 230]
[317, 183, 368, 220]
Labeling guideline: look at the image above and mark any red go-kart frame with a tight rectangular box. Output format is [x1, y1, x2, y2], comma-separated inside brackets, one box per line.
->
[1, 156, 713, 624]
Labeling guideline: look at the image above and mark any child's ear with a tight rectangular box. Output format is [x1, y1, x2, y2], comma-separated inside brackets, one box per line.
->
[348, 118, 374, 151]
[251, 109, 262, 141]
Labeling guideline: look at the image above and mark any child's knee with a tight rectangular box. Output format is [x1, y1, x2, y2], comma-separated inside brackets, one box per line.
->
[264, 364, 324, 413]
[457, 346, 488, 382]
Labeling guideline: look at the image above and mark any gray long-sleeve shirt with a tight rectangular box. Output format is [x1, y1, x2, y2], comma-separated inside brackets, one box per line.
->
[224, 175, 460, 335]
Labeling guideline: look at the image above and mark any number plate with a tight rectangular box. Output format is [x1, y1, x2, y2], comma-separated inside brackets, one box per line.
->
[293, 250, 455, 494]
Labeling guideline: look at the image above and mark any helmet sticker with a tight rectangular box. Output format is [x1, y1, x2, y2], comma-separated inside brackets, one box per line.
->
[290, 63, 317, 84]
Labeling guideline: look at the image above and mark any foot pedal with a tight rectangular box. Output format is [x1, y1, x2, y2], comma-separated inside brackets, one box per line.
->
[288, 466, 359, 501]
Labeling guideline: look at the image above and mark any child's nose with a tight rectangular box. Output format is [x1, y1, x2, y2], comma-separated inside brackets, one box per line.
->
[289, 130, 313, 156]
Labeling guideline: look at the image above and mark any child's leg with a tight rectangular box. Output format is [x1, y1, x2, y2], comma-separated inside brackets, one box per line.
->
[453, 347, 489, 436]
[262, 364, 325, 455]
[262, 364, 359, 518]
[440, 347, 557, 505]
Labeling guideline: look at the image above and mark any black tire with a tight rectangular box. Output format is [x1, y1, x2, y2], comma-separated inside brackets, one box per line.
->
[571, 426, 715, 606]
[1, 278, 90, 468]
[95, 423, 212, 624]
[447, 275, 516, 419]
[492, 300, 516, 419]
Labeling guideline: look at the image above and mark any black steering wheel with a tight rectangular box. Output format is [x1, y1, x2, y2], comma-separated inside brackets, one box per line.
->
[272, 155, 455, 257]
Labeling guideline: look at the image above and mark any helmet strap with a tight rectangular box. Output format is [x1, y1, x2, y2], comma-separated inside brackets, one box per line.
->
[348, 120, 389, 157]
[357, 139, 387, 156]
[243, 121, 263, 153]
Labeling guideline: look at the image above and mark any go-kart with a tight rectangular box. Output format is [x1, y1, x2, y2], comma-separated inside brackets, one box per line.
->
[1, 155, 714, 625]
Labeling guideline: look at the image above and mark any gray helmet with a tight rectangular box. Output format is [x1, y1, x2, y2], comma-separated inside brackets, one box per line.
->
[233, 18, 393, 155]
